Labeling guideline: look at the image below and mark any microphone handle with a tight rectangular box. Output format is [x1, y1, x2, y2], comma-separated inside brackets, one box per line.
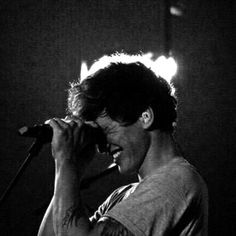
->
[18, 124, 53, 143]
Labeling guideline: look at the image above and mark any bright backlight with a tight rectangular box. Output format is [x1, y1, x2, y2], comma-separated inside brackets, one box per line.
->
[80, 53, 178, 83]
[152, 56, 178, 82]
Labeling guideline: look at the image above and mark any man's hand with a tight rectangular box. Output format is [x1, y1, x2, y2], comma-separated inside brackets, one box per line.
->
[48, 118, 80, 161]
[48, 117, 96, 173]
[38, 118, 96, 236]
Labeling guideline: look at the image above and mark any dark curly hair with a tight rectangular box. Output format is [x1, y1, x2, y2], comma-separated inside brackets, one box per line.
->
[68, 54, 177, 133]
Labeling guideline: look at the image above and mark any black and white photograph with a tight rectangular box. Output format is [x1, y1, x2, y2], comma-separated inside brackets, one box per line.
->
[0, 1, 235, 235]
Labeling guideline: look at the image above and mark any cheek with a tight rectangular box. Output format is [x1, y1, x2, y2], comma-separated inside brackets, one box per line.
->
[125, 130, 149, 158]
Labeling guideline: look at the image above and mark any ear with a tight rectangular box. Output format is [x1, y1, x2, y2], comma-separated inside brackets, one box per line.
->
[139, 107, 154, 129]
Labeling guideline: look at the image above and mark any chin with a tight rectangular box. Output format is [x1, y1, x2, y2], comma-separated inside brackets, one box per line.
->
[118, 165, 137, 176]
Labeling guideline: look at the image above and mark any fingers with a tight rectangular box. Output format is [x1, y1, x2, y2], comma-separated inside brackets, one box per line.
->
[64, 116, 83, 126]
[47, 118, 77, 145]
[48, 118, 78, 129]
[54, 118, 76, 129]
[46, 117, 97, 168]
[46, 118, 80, 161]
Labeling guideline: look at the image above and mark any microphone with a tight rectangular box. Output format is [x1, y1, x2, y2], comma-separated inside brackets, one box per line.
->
[18, 124, 53, 143]
[18, 123, 108, 152]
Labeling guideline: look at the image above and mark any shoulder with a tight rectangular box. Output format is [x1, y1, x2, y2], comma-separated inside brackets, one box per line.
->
[114, 183, 138, 194]
[106, 183, 138, 205]
[161, 158, 208, 206]
[145, 158, 206, 186]
[170, 158, 208, 194]
[95, 216, 134, 236]
[90, 183, 138, 224]
[138, 158, 208, 202]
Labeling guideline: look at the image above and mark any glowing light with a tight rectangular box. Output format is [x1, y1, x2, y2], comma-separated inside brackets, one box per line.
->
[170, 6, 183, 16]
[80, 52, 178, 83]
[80, 61, 89, 81]
[152, 55, 178, 82]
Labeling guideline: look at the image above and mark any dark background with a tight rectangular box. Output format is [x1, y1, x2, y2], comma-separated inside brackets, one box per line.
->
[0, 0, 235, 235]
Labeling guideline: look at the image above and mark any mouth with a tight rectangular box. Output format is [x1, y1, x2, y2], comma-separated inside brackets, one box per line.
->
[110, 148, 122, 162]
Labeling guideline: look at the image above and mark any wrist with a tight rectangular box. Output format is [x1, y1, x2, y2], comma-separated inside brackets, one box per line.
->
[55, 158, 85, 180]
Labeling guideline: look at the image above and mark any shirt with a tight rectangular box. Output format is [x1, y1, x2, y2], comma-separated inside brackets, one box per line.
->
[90, 157, 208, 236]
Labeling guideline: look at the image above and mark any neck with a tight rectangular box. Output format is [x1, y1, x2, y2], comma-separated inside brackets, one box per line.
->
[138, 130, 180, 180]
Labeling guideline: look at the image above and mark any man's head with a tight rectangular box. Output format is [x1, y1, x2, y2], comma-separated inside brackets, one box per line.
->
[67, 53, 177, 174]
[68, 53, 177, 133]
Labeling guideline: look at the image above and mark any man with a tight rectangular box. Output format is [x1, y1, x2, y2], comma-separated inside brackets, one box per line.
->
[38, 53, 208, 236]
